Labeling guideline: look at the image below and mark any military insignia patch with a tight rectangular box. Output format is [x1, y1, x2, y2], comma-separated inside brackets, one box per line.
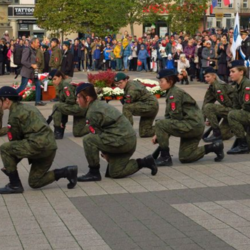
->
[64, 87, 70, 97]
[245, 87, 250, 101]
[171, 102, 176, 111]
[169, 96, 174, 99]
[55, 57, 58, 62]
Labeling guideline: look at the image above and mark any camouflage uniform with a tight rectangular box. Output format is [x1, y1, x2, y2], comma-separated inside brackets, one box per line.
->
[53, 79, 88, 137]
[202, 80, 235, 140]
[0, 109, 7, 136]
[155, 85, 206, 163]
[0, 102, 58, 188]
[36, 48, 45, 73]
[123, 80, 159, 137]
[49, 46, 62, 70]
[228, 77, 250, 143]
[83, 100, 139, 178]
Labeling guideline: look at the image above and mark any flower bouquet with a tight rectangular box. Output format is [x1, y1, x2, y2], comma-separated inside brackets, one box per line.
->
[150, 86, 162, 98]
[12, 82, 36, 101]
[112, 87, 124, 100]
[102, 87, 113, 100]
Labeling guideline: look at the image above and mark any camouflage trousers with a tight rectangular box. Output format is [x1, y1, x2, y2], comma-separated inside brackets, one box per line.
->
[53, 103, 89, 137]
[228, 110, 250, 144]
[123, 101, 159, 137]
[0, 140, 56, 188]
[155, 119, 205, 163]
[83, 134, 139, 178]
[203, 103, 234, 140]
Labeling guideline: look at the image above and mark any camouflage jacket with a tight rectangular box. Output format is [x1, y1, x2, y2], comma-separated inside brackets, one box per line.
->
[202, 80, 235, 111]
[233, 76, 250, 111]
[164, 85, 204, 128]
[85, 100, 136, 146]
[58, 79, 76, 105]
[36, 48, 44, 73]
[0, 109, 7, 136]
[124, 80, 158, 104]
[49, 46, 62, 70]
[7, 102, 57, 151]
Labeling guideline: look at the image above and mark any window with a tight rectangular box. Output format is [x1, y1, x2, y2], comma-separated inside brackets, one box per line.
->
[217, 0, 221, 7]
[228, 4, 232, 8]
[13, 0, 19, 3]
[243, 0, 248, 8]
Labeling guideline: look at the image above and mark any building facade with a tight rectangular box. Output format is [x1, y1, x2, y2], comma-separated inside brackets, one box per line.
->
[8, 0, 45, 38]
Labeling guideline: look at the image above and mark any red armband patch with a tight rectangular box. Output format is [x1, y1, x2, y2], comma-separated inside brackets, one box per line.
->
[171, 102, 176, 111]
[245, 87, 250, 101]
[86, 120, 95, 134]
[7, 124, 12, 141]
[64, 87, 70, 97]
[55, 57, 58, 62]
[217, 90, 224, 102]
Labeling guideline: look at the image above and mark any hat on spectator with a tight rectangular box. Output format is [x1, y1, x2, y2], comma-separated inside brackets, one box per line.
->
[176, 44, 182, 51]
[205, 40, 212, 44]
[0, 86, 22, 101]
[63, 41, 70, 47]
[156, 69, 178, 80]
[241, 30, 248, 35]
[114, 73, 128, 82]
[75, 83, 94, 95]
[230, 60, 245, 68]
[203, 67, 217, 75]
[48, 69, 58, 80]
[51, 38, 59, 44]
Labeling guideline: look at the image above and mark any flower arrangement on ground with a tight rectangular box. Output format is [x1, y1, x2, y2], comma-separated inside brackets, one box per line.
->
[12, 82, 36, 101]
[88, 71, 116, 87]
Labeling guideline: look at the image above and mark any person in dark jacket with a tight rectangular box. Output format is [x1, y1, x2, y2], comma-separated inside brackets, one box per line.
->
[13, 40, 24, 75]
[71, 39, 81, 72]
[217, 38, 229, 82]
[61, 41, 74, 77]
[42, 44, 50, 73]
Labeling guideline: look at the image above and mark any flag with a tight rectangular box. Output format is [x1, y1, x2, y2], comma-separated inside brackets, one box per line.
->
[231, 12, 242, 60]
[210, 0, 217, 14]
[223, 0, 232, 6]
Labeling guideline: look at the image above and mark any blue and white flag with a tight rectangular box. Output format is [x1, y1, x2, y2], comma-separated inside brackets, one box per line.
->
[231, 12, 242, 60]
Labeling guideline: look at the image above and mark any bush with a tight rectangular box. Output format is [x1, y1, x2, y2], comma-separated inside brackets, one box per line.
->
[88, 71, 116, 87]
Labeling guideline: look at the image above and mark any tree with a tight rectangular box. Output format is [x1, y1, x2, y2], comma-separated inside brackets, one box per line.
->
[167, 0, 209, 35]
[124, 0, 166, 36]
[34, 0, 129, 37]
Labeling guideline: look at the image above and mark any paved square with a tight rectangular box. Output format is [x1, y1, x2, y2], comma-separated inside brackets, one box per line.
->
[0, 72, 249, 250]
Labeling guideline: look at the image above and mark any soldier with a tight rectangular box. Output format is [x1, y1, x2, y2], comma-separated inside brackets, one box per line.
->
[202, 67, 235, 142]
[36, 45, 44, 73]
[0, 86, 78, 194]
[41, 44, 50, 73]
[49, 38, 62, 102]
[114, 73, 159, 138]
[75, 83, 157, 182]
[227, 60, 250, 154]
[151, 69, 224, 166]
[48, 70, 89, 139]
[0, 108, 7, 136]
[49, 38, 62, 70]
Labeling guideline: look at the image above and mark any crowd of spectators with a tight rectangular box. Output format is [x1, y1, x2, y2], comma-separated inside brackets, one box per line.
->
[0, 27, 245, 85]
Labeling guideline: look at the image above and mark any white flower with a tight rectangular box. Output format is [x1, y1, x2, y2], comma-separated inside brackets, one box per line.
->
[151, 86, 161, 94]
[146, 87, 152, 92]
[112, 87, 124, 96]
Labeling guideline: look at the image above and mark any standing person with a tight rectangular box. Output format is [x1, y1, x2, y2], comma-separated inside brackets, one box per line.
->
[36, 45, 44, 74]
[138, 45, 149, 72]
[75, 84, 157, 182]
[114, 73, 159, 137]
[9, 45, 17, 75]
[202, 67, 234, 142]
[93, 45, 101, 70]
[0, 86, 78, 194]
[201, 41, 215, 82]
[71, 39, 81, 72]
[42, 44, 50, 73]
[48, 70, 88, 139]
[151, 69, 224, 167]
[217, 38, 229, 83]
[80, 38, 86, 71]
[17, 38, 46, 106]
[61, 41, 74, 77]
[103, 43, 111, 70]
[239, 30, 250, 62]
[13, 39, 24, 75]
[184, 40, 196, 81]
[114, 41, 122, 71]
[122, 38, 131, 72]
[177, 54, 190, 85]
[130, 41, 138, 71]
[227, 61, 250, 154]
[49, 38, 62, 71]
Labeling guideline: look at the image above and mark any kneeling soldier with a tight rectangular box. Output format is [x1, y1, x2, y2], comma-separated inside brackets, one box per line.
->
[75, 83, 157, 182]
[0, 87, 77, 194]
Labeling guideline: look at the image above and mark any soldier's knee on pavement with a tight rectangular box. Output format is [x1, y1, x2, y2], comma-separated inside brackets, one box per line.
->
[28, 178, 41, 189]
[179, 152, 193, 164]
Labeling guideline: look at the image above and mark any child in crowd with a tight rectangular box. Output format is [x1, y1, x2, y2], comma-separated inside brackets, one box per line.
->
[93, 45, 101, 70]
[178, 54, 190, 85]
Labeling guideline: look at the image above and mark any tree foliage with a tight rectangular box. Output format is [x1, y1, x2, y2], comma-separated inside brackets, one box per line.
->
[167, 0, 209, 35]
[34, 0, 129, 37]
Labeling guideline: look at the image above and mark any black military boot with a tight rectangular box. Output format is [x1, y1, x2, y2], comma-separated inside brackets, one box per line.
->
[0, 170, 24, 194]
[54, 126, 64, 140]
[227, 138, 249, 154]
[203, 128, 222, 143]
[136, 155, 158, 176]
[205, 141, 224, 162]
[54, 166, 78, 189]
[152, 146, 161, 159]
[155, 147, 173, 167]
[77, 166, 102, 182]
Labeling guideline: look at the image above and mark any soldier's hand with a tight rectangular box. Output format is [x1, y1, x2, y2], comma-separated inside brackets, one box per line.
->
[152, 135, 158, 144]
[205, 121, 210, 126]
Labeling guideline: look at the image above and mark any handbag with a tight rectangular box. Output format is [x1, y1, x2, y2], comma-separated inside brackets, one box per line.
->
[194, 56, 199, 63]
